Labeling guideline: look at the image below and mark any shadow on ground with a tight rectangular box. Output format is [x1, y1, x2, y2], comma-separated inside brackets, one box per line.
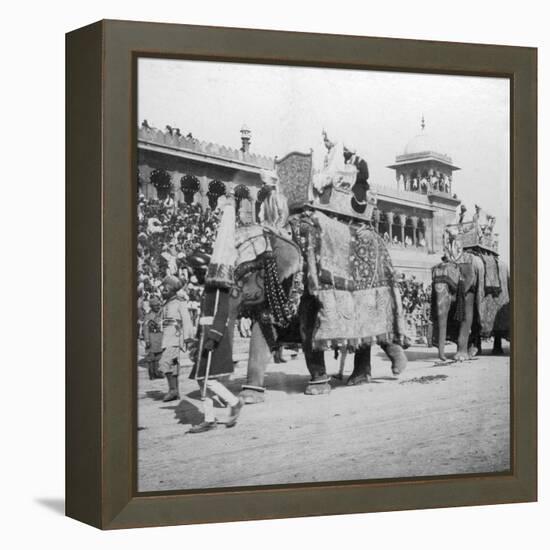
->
[145, 390, 166, 401]
[35, 498, 65, 515]
[161, 399, 204, 426]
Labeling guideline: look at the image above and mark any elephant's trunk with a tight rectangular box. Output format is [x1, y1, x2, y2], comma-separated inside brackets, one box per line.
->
[434, 283, 451, 362]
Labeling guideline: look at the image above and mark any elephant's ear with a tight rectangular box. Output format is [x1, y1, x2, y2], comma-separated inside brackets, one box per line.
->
[268, 232, 302, 281]
[432, 262, 460, 291]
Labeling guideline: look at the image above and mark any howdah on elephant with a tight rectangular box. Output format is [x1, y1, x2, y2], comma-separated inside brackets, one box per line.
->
[228, 208, 408, 404]
[431, 251, 509, 362]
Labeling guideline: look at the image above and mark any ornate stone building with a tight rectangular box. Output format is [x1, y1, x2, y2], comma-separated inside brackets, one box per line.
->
[137, 118, 462, 282]
[138, 122, 274, 219]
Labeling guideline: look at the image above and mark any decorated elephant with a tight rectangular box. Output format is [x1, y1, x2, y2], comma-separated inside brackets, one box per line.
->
[229, 208, 408, 404]
[431, 251, 509, 362]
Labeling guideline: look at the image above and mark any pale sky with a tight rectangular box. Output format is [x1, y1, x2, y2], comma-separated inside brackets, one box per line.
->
[138, 58, 510, 262]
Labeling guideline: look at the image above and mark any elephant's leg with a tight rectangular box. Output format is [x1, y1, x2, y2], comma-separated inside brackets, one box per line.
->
[339, 348, 347, 378]
[381, 342, 408, 376]
[300, 295, 331, 395]
[347, 346, 371, 386]
[333, 348, 347, 381]
[454, 292, 475, 361]
[468, 331, 481, 357]
[493, 331, 504, 354]
[239, 322, 272, 404]
[303, 345, 331, 395]
[435, 283, 452, 362]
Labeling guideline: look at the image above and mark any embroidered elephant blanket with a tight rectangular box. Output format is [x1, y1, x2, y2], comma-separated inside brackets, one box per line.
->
[290, 210, 406, 350]
[479, 252, 502, 297]
[478, 257, 509, 335]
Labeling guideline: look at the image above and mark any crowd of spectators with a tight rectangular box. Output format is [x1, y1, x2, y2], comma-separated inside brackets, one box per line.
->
[137, 194, 221, 329]
[397, 276, 432, 342]
[382, 232, 427, 248]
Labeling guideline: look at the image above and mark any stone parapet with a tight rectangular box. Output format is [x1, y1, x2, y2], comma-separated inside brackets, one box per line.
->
[138, 126, 275, 170]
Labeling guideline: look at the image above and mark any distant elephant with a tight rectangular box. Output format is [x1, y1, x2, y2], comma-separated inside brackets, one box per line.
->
[431, 251, 509, 362]
[229, 211, 408, 404]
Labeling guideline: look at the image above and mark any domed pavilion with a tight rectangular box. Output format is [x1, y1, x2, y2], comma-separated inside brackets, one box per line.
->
[360, 116, 463, 283]
[388, 115, 461, 195]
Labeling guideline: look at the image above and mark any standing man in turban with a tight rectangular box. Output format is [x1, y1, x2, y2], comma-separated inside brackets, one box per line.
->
[158, 275, 194, 402]
[143, 295, 164, 380]
[343, 145, 370, 214]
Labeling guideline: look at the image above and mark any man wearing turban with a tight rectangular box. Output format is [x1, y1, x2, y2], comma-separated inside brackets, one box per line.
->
[158, 275, 194, 402]
[143, 295, 164, 380]
[343, 144, 370, 214]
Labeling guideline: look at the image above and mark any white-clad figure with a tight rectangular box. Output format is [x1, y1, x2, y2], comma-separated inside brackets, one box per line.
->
[258, 169, 290, 237]
[313, 130, 355, 194]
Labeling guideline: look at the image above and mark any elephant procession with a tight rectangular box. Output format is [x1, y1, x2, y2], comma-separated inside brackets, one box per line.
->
[137, 136, 510, 490]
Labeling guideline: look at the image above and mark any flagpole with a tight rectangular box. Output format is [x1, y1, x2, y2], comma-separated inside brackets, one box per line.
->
[200, 288, 220, 400]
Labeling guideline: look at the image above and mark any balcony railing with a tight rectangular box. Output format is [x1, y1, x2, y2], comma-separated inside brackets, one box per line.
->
[370, 183, 432, 204]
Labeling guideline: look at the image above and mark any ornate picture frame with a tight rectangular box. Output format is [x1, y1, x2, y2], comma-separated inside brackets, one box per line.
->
[66, 20, 537, 529]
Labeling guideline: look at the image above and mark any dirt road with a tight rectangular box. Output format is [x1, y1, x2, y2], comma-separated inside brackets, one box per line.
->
[137, 343, 510, 492]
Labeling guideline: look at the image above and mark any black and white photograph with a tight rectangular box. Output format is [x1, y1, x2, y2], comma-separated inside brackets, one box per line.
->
[136, 58, 510, 492]
[3, 0, 547, 544]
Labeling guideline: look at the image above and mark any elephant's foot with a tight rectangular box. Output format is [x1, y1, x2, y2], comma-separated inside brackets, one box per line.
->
[382, 343, 408, 375]
[332, 373, 344, 381]
[239, 385, 266, 405]
[391, 356, 407, 376]
[346, 373, 371, 386]
[492, 344, 504, 355]
[304, 376, 331, 396]
[468, 345, 479, 358]
[453, 351, 470, 362]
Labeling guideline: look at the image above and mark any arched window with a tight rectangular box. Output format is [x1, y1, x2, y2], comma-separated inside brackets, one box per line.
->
[379, 212, 391, 241]
[180, 175, 200, 205]
[207, 180, 226, 210]
[391, 214, 402, 245]
[256, 185, 271, 219]
[410, 171, 419, 191]
[404, 217, 415, 246]
[233, 184, 251, 214]
[150, 168, 172, 200]
[417, 218, 427, 248]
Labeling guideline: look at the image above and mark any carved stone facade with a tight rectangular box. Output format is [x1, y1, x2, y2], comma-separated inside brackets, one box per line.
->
[137, 125, 274, 220]
[137, 120, 461, 283]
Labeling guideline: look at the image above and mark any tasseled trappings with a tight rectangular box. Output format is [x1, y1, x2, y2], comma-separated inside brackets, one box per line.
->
[264, 253, 293, 328]
[454, 277, 466, 322]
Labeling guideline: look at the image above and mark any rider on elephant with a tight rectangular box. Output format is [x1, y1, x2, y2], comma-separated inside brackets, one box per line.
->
[343, 144, 370, 215]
